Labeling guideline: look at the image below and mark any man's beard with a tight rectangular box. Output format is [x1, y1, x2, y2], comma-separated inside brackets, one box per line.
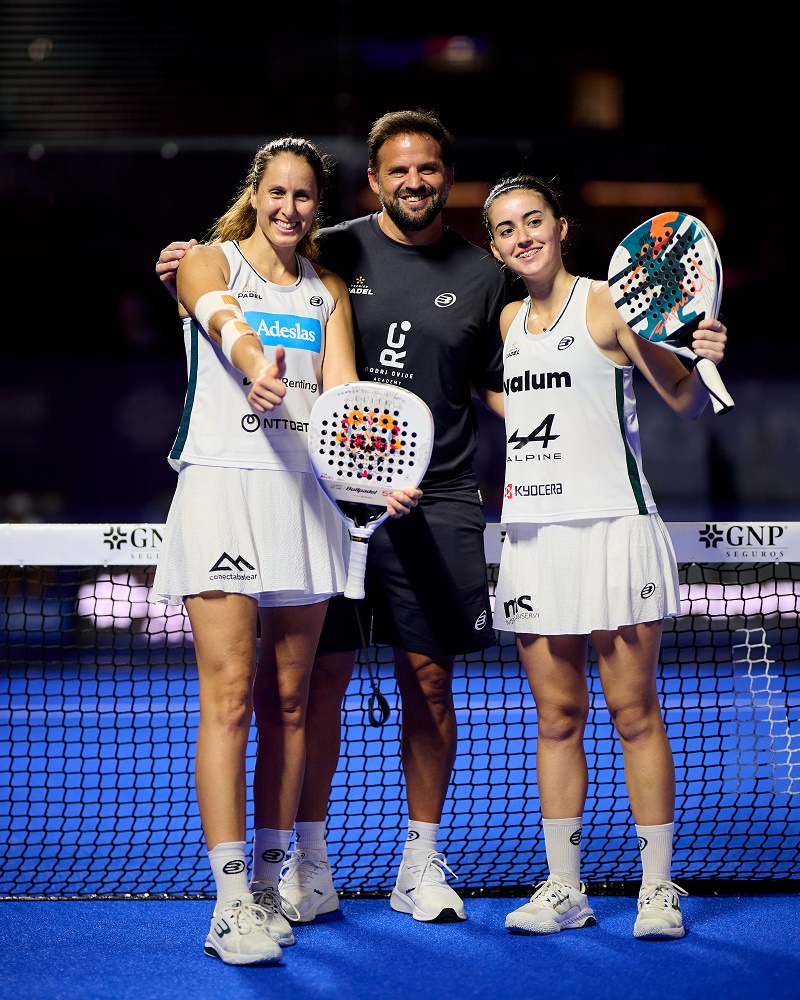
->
[379, 185, 446, 232]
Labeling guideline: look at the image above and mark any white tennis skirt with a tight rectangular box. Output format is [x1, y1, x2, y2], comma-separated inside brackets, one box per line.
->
[492, 513, 681, 635]
[150, 464, 350, 607]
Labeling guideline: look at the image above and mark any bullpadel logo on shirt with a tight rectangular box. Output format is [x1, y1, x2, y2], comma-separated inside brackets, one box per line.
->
[244, 311, 322, 352]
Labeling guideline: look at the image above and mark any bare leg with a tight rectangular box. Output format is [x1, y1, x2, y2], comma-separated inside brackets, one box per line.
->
[593, 621, 675, 825]
[517, 633, 591, 819]
[185, 591, 258, 850]
[252, 601, 329, 831]
[294, 650, 356, 822]
[393, 650, 456, 823]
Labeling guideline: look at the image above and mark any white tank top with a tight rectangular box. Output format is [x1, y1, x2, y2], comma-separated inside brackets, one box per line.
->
[501, 276, 656, 524]
[168, 242, 333, 473]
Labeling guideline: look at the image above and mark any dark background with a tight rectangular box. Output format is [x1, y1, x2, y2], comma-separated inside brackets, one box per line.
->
[1, 5, 795, 525]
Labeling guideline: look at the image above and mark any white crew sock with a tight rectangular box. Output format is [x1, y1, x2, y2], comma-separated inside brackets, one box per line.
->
[294, 821, 328, 859]
[208, 841, 249, 905]
[251, 827, 292, 887]
[542, 816, 582, 888]
[403, 819, 439, 863]
[636, 822, 675, 883]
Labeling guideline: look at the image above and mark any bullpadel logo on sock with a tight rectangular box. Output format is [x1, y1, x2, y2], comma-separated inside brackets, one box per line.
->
[261, 848, 286, 863]
[222, 860, 246, 874]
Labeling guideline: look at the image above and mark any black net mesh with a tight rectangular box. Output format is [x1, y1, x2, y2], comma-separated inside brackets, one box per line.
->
[1, 558, 798, 900]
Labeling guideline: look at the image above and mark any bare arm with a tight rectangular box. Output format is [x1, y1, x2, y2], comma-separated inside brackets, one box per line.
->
[591, 280, 728, 420]
[476, 386, 504, 418]
[473, 299, 524, 419]
[316, 267, 359, 390]
[177, 245, 287, 413]
[619, 320, 728, 420]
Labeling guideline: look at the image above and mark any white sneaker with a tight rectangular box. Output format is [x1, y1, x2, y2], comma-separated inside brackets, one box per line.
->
[203, 894, 284, 966]
[634, 879, 688, 939]
[390, 851, 466, 923]
[505, 878, 596, 934]
[279, 849, 340, 923]
[249, 883, 297, 946]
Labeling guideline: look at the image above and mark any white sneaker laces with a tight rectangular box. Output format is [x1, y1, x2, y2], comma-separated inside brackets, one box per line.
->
[281, 850, 321, 886]
[530, 877, 576, 905]
[640, 880, 688, 909]
[418, 851, 458, 887]
[252, 884, 301, 923]
[219, 900, 269, 936]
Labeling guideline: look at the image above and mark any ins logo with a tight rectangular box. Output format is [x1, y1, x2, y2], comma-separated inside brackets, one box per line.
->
[503, 594, 534, 617]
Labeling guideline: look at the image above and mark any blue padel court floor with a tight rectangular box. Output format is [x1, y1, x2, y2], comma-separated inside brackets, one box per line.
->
[3, 893, 799, 1000]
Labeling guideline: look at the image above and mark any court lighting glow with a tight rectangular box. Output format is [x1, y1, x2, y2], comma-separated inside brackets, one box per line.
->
[581, 181, 709, 207]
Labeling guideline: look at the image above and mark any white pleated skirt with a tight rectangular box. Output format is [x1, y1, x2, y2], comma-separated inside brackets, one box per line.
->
[150, 464, 350, 607]
[492, 513, 681, 635]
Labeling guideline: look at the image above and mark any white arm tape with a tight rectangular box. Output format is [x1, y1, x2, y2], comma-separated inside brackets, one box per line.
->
[221, 319, 257, 365]
[193, 289, 244, 332]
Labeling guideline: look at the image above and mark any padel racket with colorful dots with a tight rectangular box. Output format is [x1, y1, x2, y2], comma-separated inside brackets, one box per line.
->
[608, 211, 734, 414]
[308, 382, 434, 600]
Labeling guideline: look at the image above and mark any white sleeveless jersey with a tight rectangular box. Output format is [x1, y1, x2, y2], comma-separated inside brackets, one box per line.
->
[501, 276, 657, 524]
[168, 243, 333, 473]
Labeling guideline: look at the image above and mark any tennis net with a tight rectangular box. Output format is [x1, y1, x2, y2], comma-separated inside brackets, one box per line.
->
[1, 520, 798, 900]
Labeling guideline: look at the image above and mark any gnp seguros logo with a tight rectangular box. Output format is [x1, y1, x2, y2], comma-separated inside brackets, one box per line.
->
[102, 525, 163, 561]
[697, 523, 787, 560]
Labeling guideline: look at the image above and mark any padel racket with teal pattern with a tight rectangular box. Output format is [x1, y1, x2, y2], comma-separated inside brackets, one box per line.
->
[609, 211, 734, 414]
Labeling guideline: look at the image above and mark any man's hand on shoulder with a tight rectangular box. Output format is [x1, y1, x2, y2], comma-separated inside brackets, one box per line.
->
[156, 239, 198, 302]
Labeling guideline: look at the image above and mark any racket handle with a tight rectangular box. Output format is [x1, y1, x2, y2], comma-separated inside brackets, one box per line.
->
[344, 533, 370, 600]
[695, 357, 735, 415]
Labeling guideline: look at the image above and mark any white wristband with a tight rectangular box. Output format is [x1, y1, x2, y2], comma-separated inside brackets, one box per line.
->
[221, 319, 256, 365]
[193, 289, 244, 332]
